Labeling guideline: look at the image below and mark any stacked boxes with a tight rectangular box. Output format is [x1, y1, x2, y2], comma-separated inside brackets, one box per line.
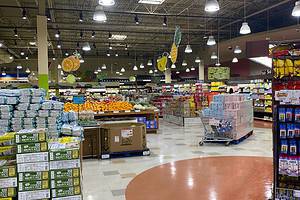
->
[49, 139, 82, 200]
[136, 117, 158, 129]
[16, 129, 51, 200]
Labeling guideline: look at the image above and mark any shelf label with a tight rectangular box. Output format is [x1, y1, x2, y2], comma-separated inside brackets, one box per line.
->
[101, 154, 110, 159]
[154, 109, 160, 112]
[125, 110, 131, 113]
[98, 111, 105, 114]
[135, 110, 141, 113]
[113, 111, 120, 114]
[143, 151, 150, 156]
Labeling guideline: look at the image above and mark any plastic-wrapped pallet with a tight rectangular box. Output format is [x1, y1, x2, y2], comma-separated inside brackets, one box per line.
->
[16, 129, 50, 200]
[49, 137, 82, 200]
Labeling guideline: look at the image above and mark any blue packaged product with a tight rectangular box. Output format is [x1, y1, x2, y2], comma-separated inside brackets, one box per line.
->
[289, 140, 297, 156]
[287, 124, 295, 138]
[295, 124, 300, 138]
[280, 124, 287, 139]
[281, 140, 288, 154]
[296, 108, 300, 122]
[286, 108, 293, 122]
[279, 108, 286, 122]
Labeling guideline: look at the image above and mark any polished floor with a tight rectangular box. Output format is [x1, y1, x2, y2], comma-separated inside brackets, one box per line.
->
[82, 120, 273, 200]
[126, 156, 273, 200]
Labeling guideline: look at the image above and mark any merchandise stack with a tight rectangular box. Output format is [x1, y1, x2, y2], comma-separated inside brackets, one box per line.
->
[164, 96, 197, 118]
[203, 94, 253, 140]
[16, 128, 51, 200]
[49, 138, 82, 200]
[0, 132, 17, 199]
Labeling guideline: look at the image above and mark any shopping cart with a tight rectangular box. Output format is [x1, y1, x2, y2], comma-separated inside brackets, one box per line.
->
[198, 112, 234, 146]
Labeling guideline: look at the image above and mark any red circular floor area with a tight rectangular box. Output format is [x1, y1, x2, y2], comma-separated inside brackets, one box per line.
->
[126, 156, 273, 200]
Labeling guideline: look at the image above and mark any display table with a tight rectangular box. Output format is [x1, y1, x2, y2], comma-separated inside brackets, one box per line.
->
[94, 110, 159, 134]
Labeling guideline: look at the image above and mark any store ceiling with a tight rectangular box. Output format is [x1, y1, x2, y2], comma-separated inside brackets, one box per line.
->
[0, 0, 297, 61]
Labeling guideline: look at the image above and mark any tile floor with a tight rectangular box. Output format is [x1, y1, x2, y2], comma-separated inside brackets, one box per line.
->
[82, 120, 273, 200]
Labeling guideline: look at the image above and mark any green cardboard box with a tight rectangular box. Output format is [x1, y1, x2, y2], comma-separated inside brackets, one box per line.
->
[18, 171, 49, 182]
[50, 169, 80, 180]
[49, 149, 80, 161]
[15, 132, 46, 144]
[17, 142, 48, 154]
[18, 180, 49, 192]
[0, 187, 16, 197]
[0, 165, 16, 178]
[51, 186, 81, 198]
[51, 178, 80, 188]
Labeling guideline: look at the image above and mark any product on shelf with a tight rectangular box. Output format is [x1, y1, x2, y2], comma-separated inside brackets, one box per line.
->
[64, 101, 134, 112]
[164, 96, 197, 118]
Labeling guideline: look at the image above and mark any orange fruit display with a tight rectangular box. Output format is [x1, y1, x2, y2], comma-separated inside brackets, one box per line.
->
[64, 101, 134, 112]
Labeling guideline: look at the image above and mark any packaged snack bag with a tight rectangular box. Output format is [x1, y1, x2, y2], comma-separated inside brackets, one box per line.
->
[295, 108, 300, 122]
[286, 108, 293, 122]
[289, 140, 297, 155]
[279, 108, 286, 122]
[279, 155, 288, 175]
[280, 124, 287, 139]
[287, 124, 295, 138]
[281, 140, 288, 154]
[295, 124, 300, 138]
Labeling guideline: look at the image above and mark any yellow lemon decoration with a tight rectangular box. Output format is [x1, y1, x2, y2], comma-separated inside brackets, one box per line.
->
[62, 57, 74, 72]
[157, 56, 167, 72]
[170, 43, 178, 64]
[70, 56, 81, 71]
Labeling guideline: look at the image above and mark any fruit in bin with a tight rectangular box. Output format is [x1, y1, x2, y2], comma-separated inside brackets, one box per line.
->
[64, 101, 133, 112]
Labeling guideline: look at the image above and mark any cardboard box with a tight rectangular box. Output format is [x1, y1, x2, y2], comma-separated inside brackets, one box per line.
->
[49, 149, 79, 161]
[100, 123, 147, 153]
[18, 180, 49, 192]
[0, 188, 16, 197]
[17, 142, 48, 154]
[16, 152, 49, 163]
[15, 132, 46, 144]
[52, 195, 82, 200]
[50, 160, 80, 170]
[0, 166, 16, 178]
[50, 169, 80, 180]
[0, 178, 17, 188]
[51, 186, 81, 198]
[18, 189, 50, 200]
[18, 171, 49, 182]
[51, 178, 80, 188]
[17, 162, 49, 173]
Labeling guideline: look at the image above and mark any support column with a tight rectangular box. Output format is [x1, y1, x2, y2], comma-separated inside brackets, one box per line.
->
[165, 68, 172, 84]
[37, 0, 49, 95]
[198, 60, 205, 81]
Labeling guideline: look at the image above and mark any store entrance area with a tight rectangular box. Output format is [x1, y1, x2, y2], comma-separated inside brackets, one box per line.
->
[82, 121, 272, 199]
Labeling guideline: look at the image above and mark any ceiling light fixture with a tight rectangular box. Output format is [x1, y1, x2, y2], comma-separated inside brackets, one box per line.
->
[133, 65, 138, 71]
[79, 11, 84, 22]
[125, 44, 128, 50]
[25, 68, 30, 73]
[140, 63, 145, 69]
[106, 51, 110, 56]
[119, 73, 123, 76]
[147, 59, 152, 66]
[115, 53, 119, 57]
[14, 28, 18, 37]
[232, 57, 238, 63]
[116, 71, 120, 74]
[204, 0, 220, 12]
[52, 58, 56, 61]
[135, 15, 139, 25]
[149, 69, 153, 74]
[99, 0, 115, 6]
[186, 68, 190, 73]
[92, 31, 96, 38]
[93, 5, 107, 22]
[171, 64, 176, 69]
[97, 67, 102, 72]
[57, 43, 61, 49]
[80, 30, 83, 39]
[292, 1, 300, 17]
[20, 51, 25, 56]
[17, 65, 22, 69]
[46, 9, 51, 21]
[121, 68, 125, 72]
[207, 35, 216, 46]
[82, 42, 91, 51]
[154, 69, 158, 73]
[211, 52, 218, 59]
[185, 9, 192, 53]
[58, 64, 62, 69]
[163, 16, 167, 26]
[176, 71, 180, 74]
[94, 71, 99, 75]
[9, 55, 13, 60]
[215, 62, 221, 66]
[191, 67, 195, 71]
[80, 59, 85, 63]
[102, 64, 107, 69]
[55, 30, 60, 38]
[111, 34, 127, 40]
[65, 52, 69, 56]
[182, 60, 187, 66]
[195, 57, 201, 63]
[234, 46, 242, 54]
[22, 8, 27, 20]
[240, 0, 251, 35]
[185, 45, 192, 53]
[108, 32, 112, 39]
[0, 42, 2, 48]
[138, 0, 165, 4]
[109, 43, 113, 50]
[29, 41, 36, 46]
[25, 56, 28, 60]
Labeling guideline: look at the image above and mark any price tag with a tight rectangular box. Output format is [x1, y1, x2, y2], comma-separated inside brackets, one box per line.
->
[143, 151, 150, 156]
[113, 111, 120, 114]
[101, 154, 110, 159]
[125, 110, 131, 113]
[135, 110, 141, 113]
[98, 111, 105, 114]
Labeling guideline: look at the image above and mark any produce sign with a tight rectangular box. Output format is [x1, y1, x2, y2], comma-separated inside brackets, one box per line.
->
[169, 26, 182, 64]
[64, 101, 134, 112]
[157, 55, 168, 72]
[208, 67, 230, 80]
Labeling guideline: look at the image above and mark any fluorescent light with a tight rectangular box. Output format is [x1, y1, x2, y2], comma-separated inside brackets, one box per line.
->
[97, 67, 102, 72]
[186, 68, 190, 72]
[119, 73, 123, 76]
[138, 0, 165, 5]
[143, 79, 152, 82]
[20, 51, 25, 56]
[171, 64, 176, 69]
[29, 41, 36, 46]
[240, 22, 251, 35]
[133, 65, 138, 71]
[176, 71, 180, 74]
[185, 44, 192, 53]
[140, 63, 145, 69]
[17, 65, 22, 69]
[182, 60, 187, 66]
[191, 67, 195, 71]
[232, 57, 238, 63]
[82, 42, 91, 51]
[80, 59, 85, 63]
[99, 0, 115, 6]
[111, 34, 127, 40]
[94, 71, 99, 74]
[234, 46, 242, 54]
[121, 68, 125, 72]
[93, 6, 107, 22]
[195, 57, 201, 63]
[102, 64, 107, 69]
[215, 62, 221, 66]
[2, 71, 6, 76]
[116, 71, 120, 74]
[207, 35, 216, 46]
[211, 52, 218, 59]
[249, 56, 272, 68]
[292, 1, 300, 17]
[154, 69, 158, 73]
[205, 0, 220, 12]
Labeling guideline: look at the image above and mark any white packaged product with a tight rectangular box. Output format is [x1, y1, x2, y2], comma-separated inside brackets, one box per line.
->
[48, 117, 58, 124]
[0, 96, 7, 104]
[38, 110, 50, 117]
[29, 104, 41, 110]
[68, 112, 78, 122]
[19, 95, 31, 103]
[50, 159, 80, 170]
[26, 110, 38, 118]
[41, 101, 53, 110]
[6, 97, 18, 105]
[17, 152, 49, 163]
[52, 195, 82, 200]
[72, 125, 83, 137]
[16, 103, 30, 111]
[11, 118, 23, 125]
[53, 101, 64, 110]
[0, 177, 17, 188]
[13, 110, 25, 118]
[18, 189, 51, 200]
[50, 110, 61, 117]
[20, 88, 32, 96]
[0, 89, 20, 97]
[0, 112, 12, 120]
[23, 118, 36, 125]
[23, 124, 36, 130]
[31, 89, 46, 97]
[61, 124, 72, 135]
[36, 117, 47, 124]
[17, 161, 49, 172]
[0, 105, 13, 112]
[12, 125, 23, 132]
[36, 124, 47, 129]
[0, 120, 9, 126]
[32, 96, 43, 103]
